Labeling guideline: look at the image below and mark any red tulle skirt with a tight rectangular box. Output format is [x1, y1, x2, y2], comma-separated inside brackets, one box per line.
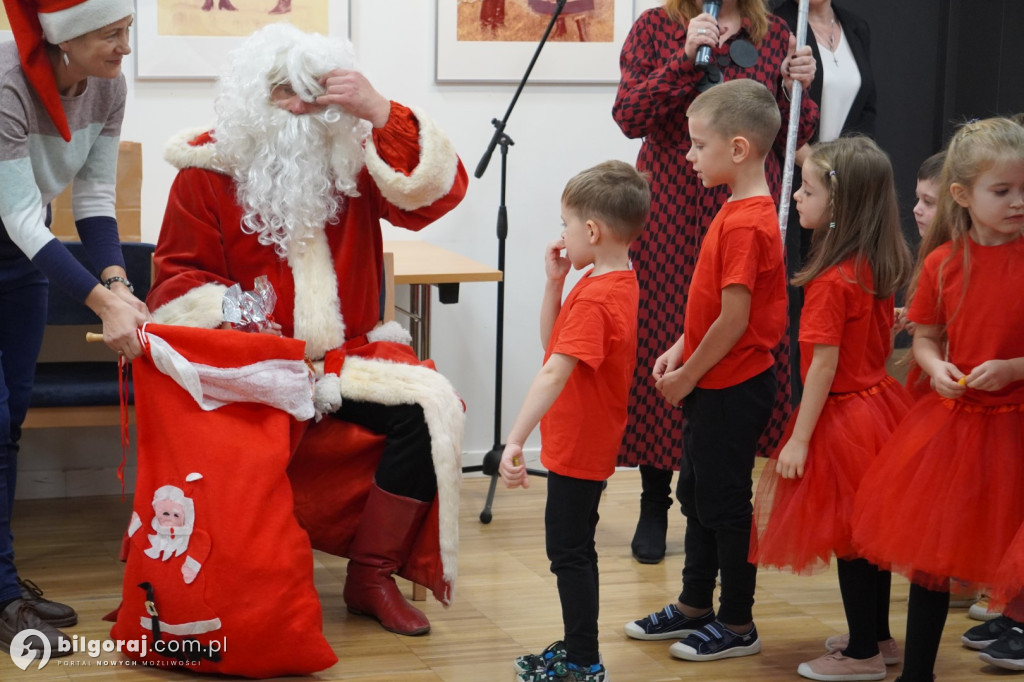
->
[991, 522, 1024, 615]
[751, 376, 913, 574]
[851, 393, 1024, 591]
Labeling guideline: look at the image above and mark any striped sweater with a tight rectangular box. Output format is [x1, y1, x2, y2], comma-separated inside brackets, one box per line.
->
[0, 41, 126, 301]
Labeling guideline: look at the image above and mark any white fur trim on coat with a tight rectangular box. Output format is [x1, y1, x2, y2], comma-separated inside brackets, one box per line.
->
[313, 373, 342, 417]
[364, 106, 460, 212]
[164, 126, 221, 172]
[337, 355, 464, 596]
[289, 230, 345, 360]
[152, 282, 228, 330]
[366, 321, 412, 346]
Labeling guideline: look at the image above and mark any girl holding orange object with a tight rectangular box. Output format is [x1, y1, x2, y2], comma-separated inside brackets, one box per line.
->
[851, 117, 1024, 682]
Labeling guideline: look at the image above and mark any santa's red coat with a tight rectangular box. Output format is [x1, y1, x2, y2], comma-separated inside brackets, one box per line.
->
[147, 103, 468, 603]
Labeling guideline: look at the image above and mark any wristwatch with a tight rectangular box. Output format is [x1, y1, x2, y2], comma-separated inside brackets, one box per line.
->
[102, 275, 135, 293]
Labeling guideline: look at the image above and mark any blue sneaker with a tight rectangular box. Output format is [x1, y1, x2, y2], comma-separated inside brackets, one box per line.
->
[514, 640, 566, 677]
[624, 603, 716, 640]
[669, 621, 761, 661]
[565, 661, 608, 681]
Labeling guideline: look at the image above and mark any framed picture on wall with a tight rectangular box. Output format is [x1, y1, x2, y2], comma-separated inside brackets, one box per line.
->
[436, 0, 632, 83]
[135, 0, 348, 80]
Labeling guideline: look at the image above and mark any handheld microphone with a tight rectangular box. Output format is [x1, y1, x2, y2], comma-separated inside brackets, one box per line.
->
[694, 0, 722, 70]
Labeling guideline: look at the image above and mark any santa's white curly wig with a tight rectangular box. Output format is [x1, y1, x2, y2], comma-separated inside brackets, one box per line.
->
[213, 23, 372, 257]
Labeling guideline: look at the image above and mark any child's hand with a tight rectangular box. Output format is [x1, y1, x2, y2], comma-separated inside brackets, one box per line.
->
[776, 438, 808, 479]
[928, 361, 968, 399]
[962, 360, 1018, 392]
[499, 443, 529, 489]
[892, 307, 916, 335]
[545, 238, 570, 282]
[652, 340, 684, 381]
[655, 367, 695, 406]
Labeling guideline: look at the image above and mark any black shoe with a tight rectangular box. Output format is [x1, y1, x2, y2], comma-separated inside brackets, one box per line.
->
[18, 579, 77, 628]
[0, 599, 72, 657]
[624, 603, 715, 640]
[979, 625, 1024, 671]
[632, 466, 673, 564]
[962, 615, 1018, 650]
[669, 621, 762, 661]
[631, 506, 668, 564]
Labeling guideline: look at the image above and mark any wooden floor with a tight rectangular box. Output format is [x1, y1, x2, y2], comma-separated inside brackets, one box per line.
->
[2, 465, 1007, 681]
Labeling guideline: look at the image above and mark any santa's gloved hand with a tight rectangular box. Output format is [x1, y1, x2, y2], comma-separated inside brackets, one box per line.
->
[313, 373, 342, 420]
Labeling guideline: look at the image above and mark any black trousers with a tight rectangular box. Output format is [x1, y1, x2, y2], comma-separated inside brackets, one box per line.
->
[545, 470, 605, 668]
[676, 368, 775, 625]
[332, 399, 436, 501]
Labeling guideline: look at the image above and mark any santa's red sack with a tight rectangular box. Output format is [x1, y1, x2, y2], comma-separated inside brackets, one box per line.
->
[109, 323, 337, 677]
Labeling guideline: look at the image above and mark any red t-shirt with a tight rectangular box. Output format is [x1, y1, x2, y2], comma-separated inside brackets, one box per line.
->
[682, 196, 786, 388]
[909, 236, 1024, 405]
[540, 269, 639, 481]
[799, 259, 893, 393]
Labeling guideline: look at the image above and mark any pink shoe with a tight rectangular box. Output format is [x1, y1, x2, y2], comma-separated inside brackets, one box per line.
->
[798, 651, 886, 681]
[824, 633, 901, 665]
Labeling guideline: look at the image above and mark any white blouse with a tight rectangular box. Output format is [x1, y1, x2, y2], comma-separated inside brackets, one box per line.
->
[816, 28, 862, 142]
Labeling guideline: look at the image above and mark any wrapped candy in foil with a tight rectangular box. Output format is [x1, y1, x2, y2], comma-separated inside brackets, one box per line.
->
[222, 275, 278, 332]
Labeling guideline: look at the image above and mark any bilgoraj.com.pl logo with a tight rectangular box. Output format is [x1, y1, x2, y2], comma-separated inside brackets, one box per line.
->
[8, 630, 225, 670]
[9, 629, 52, 670]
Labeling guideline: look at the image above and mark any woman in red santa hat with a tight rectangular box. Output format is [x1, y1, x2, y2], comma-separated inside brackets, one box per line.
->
[0, 0, 148, 655]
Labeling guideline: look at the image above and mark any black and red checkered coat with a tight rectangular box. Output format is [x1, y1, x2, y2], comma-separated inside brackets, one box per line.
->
[612, 8, 818, 469]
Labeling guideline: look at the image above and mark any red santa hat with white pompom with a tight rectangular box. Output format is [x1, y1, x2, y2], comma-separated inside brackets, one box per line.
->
[2, 0, 134, 140]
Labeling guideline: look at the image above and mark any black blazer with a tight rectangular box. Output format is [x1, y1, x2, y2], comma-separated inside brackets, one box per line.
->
[773, 0, 877, 139]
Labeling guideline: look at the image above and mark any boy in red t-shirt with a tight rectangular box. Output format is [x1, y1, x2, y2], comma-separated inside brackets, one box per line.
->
[499, 160, 650, 682]
[624, 79, 786, 663]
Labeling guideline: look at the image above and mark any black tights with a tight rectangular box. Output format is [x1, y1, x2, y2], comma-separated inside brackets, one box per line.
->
[899, 582, 949, 681]
[836, 558, 892, 659]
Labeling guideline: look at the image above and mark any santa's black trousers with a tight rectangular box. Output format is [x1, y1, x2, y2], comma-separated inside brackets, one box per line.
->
[332, 400, 437, 501]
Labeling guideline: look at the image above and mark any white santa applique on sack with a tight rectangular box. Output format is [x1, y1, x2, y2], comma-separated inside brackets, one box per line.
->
[127, 473, 222, 643]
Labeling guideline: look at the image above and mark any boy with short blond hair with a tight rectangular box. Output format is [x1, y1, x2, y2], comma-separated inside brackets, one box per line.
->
[500, 160, 649, 682]
[624, 79, 787, 662]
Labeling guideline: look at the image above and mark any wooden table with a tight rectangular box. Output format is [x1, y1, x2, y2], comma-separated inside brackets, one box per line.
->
[383, 241, 503, 359]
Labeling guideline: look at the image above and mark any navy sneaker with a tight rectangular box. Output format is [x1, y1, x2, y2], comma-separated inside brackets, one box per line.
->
[979, 625, 1024, 671]
[514, 640, 566, 677]
[669, 621, 762, 661]
[624, 603, 715, 641]
[962, 615, 1019, 650]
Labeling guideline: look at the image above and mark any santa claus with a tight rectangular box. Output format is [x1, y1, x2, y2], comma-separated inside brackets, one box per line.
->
[147, 23, 468, 637]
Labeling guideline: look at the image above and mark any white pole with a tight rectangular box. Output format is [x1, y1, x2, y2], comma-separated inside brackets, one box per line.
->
[778, 0, 810, 248]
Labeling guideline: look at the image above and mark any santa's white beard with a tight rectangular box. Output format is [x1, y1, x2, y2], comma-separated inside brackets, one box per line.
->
[218, 104, 368, 259]
[144, 520, 194, 561]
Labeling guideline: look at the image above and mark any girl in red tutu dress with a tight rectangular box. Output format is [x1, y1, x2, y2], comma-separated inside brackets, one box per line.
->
[751, 137, 913, 681]
[850, 117, 1024, 682]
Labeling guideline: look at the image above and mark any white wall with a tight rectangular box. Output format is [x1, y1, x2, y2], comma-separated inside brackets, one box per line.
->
[20, 0, 642, 497]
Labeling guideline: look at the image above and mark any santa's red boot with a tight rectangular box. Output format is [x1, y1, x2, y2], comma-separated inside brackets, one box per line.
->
[343, 484, 431, 636]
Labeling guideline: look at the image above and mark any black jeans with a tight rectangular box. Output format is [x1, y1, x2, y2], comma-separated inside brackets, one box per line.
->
[545, 470, 605, 667]
[332, 399, 436, 501]
[676, 368, 775, 625]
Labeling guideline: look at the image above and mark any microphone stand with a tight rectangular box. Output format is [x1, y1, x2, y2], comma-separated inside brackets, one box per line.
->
[465, 0, 566, 524]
